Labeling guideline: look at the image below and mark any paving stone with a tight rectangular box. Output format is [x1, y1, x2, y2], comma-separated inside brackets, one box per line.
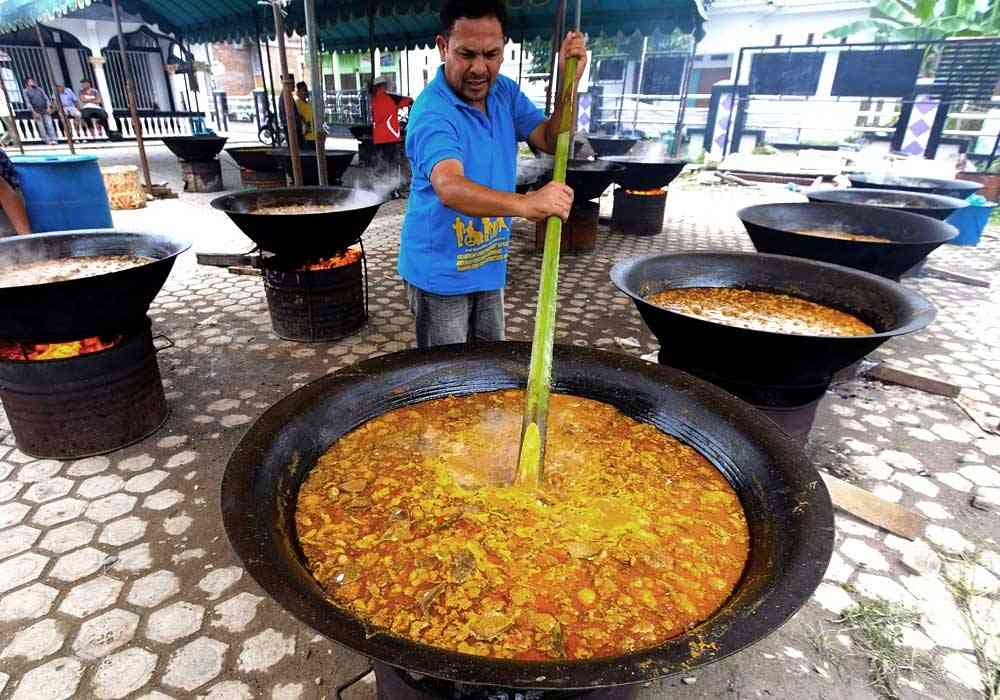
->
[207, 398, 240, 412]
[899, 539, 941, 577]
[72, 608, 140, 661]
[127, 569, 181, 608]
[211, 592, 263, 633]
[0, 525, 41, 559]
[981, 550, 1000, 578]
[900, 626, 935, 651]
[891, 472, 940, 498]
[165, 450, 198, 469]
[99, 516, 148, 546]
[85, 493, 139, 523]
[879, 450, 923, 472]
[915, 501, 952, 520]
[162, 636, 228, 692]
[871, 483, 902, 503]
[834, 517, 878, 540]
[77, 474, 125, 500]
[0, 582, 58, 622]
[0, 480, 23, 503]
[812, 583, 853, 615]
[144, 489, 185, 511]
[0, 618, 67, 661]
[925, 525, 975, 554]
[91, 647, 158, 700]
[271, 682, 305, 700]
[112, 542, 153, 572]
[146, 601, 205, 643]
[58, 575, 124, 618]
[942, 651, 983, 690]
[66, 456, 111, 477]
[125, 470, 170, 494]
[163, 513, 193, 535]
[49, 546, 107, 582]
[851, 455, 892, 481]
[198, 566, 243, 600]
[38, 521, 98, 554]
[901, 575, 974, 651]
[32, 498, 87, 527]
[840, 538, 890, 571]
[854, 573, 917, 606]
[943, 560, 1000, 595]
[22, 477, 74, 504]
[0, 501, 30, 528]
[959, 464, 1000, 487]
[937, 472, 974, 493]
[117, 453, 156, 473]
[203, 680, 253, 700]
[238, 628, 295, 672]
[15, 459, 62, 482]
[9, 657, 83, 700]
[0, 551, 49, 594]
[0, 672, 7, 695]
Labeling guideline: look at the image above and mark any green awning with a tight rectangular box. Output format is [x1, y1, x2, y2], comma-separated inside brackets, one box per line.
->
[0, 0, 706, 48]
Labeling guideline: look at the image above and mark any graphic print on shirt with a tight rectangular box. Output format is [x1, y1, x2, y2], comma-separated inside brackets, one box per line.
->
[453, 216, 510, 272]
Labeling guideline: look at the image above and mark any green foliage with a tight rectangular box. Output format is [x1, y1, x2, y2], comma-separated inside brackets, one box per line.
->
[826, 0, 1000, 41]
[520, 30, 692, 82]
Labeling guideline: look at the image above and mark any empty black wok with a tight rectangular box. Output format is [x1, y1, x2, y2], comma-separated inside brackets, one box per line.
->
[586, 135, 639, 157]
[805, 187, 968, 221]
[600, 156, 688, 191]
[226, 146, 281, 174]
[210, 187, 385, 260]
[848, 173, 981, 199]
[738, 202, 957, 279]
[611, 252, 935, 406]
[0, 230, 190, 342]
[162, 135, 228, 162]
[270, 149, 355, 186]
[222, 342, 833, 690]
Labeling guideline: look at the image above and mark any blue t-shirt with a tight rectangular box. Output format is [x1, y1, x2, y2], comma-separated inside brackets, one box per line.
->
[398, 67, 544, 295]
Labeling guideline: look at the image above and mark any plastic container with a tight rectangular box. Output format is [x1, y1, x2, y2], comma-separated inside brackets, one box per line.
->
[11, 154, 112, 233]
[945, 194, 995, 246]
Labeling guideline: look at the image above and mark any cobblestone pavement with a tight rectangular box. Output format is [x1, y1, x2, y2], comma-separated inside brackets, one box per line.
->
[0, 148, 998, 699]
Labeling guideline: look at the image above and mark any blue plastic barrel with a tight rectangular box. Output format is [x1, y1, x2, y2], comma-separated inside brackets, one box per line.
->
[11, 154, 113, 233]
[945, 196, 995, 246]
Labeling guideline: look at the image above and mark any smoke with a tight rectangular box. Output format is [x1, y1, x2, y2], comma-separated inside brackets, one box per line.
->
[626, 140, 670, 159]
[0, 235, 60, 281]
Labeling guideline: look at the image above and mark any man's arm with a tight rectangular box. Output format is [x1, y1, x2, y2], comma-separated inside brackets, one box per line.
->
[430, 159, 573, 222]
[528, 32, 588, 155]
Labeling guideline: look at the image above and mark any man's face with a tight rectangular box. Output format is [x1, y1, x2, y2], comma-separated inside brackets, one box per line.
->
[436, 15, 504, 105]
[26, 79, 36, 88]
[81, 81, 91, 90]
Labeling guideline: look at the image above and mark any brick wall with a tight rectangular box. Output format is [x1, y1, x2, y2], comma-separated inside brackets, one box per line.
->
[210, 42, 256, 96]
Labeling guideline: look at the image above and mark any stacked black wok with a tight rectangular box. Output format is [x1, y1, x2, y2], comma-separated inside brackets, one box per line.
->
[162, 135, 228, 163]
[0, 231, 190, 342]
[600, 156, 688, 191]
[738, 202, 957, 280]
[210, 187, 385, 261]
[223, 342, 833, 692]
[270, 149, 355, 186]
[805, 187, 968, 221]
[226, 146, 281, 174]
[586, 135, 639, 157]
[848, 173, 981, 199]
[611, 252, 935, 407]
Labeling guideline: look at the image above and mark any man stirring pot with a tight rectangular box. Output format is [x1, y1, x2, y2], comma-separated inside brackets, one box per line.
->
[399, 0, 586, 348]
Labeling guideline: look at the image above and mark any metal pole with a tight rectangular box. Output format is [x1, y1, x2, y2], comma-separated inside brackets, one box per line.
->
[567, 0, 582, 154]
[0, 66, 25, 154]
[631, 35, 647, 133]
[404, 47, 410, 95]
[986, 130, 1000, 171]
[304, 0, 328, 185]
[272, 1, 303, 185]
[263, 29, 279, 119]
[368, 3, 376, 83]
[110, 0, 152, 192]
[35, 24, 75, 153]
[671, 37, 698, 157]
[517, 31, 524, 88]
[545, 0, 566, 116]
[722, 47, 746, 158]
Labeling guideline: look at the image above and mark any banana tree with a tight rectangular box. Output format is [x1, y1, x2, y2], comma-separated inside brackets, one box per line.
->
[826, 0, 1000, 41]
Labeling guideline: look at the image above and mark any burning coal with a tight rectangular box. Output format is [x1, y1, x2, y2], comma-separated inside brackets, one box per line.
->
[0, 335, 122, 361]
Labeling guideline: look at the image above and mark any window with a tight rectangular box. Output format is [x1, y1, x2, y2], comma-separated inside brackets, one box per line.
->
[749, 52, 823, 95]
[642, 55, 686, 95]
[340, 72, 357, 90]
[596, 57, 625, 81]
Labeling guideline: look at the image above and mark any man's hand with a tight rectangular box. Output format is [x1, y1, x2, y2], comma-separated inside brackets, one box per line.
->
[520, 181, 574, 222]
[558, 31, 588, 82]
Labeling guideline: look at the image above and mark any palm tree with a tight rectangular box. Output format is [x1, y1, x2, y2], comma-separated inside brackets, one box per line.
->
[826, 0, 1000, 42]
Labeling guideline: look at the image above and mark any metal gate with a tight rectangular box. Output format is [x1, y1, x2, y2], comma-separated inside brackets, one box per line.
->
[103, 49, 158, 110]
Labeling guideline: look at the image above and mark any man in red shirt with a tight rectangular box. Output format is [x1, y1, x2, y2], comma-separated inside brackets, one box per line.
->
[370, 76, 413, 195]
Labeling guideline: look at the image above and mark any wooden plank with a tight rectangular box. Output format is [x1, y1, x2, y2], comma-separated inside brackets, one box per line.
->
[820, 472, 926, 540]
[197, 253, 258, 268]
[919, 266, 991, 288]
[865, 364, 962, 398]
[954, 395, 1000, 436]
[227, 266, 262, 277]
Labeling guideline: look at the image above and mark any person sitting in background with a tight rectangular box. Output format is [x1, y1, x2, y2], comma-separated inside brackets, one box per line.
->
[55, 84, 84, 140]
[295, 81, 318, 148]
[0, 149, 31, 236]
[23, 78, 56, 145]
[78, 79, 110, 139]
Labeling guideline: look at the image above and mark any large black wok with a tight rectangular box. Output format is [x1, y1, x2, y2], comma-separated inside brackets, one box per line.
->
[805, 187, 968, 221]
[222, 342, 833, 690]
[848, 173, 981, 199]
[600, 156, 688, 191]
[0, 230, 190, 342]
[536, 159, 625, 202]
[586, 135, 639, 157]
[738, 202, 957, 279]
[210, 186, 385, 260]
[271, 148, 355, 186]
[611, 252, 935, 406]
[226, 146, 281, 174]
[162, 135, 228, 162]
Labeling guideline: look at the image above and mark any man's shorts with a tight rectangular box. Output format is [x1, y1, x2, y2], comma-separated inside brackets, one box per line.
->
[63, 107, 82, 118]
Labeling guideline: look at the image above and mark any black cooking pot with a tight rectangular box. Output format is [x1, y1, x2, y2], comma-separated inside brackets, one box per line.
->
[226, 146, 281, 174]
[611, 252, 935, 405]
[848, 173, 981, 199]
[804, 187, 968, 221]
[738, 202, 958, 280]
[0, 230, 190, 342]
[222, 342, 833, 691]
[162, 135, 228, 162]
[270, 148, 355, 186]
[210, 186, 386, 260]
[586, 135, 639, 158]
[599, 156, 688, 191]
[536, 159, 625, 202]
